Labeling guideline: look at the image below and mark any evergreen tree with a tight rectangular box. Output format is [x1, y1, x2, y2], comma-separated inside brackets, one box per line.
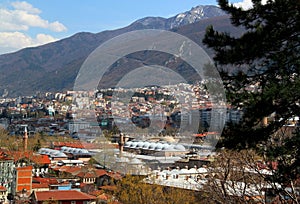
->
[203, 0, 300, 201]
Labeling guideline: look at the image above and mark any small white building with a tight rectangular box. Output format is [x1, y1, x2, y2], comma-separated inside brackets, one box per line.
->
[0, 186, 8, 204]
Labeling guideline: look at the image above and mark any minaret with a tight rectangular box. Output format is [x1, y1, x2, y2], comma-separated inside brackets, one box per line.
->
[23, 126, 28, 152]
[262, 116, 268, 127]
[119, 133, 124, 157]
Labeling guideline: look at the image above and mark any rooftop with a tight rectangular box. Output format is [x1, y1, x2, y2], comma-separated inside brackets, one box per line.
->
[34, 190, 96, 201]
[0, 186, 7, 191]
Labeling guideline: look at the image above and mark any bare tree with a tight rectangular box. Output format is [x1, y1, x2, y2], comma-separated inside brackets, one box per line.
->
[202, 149, 272, 204]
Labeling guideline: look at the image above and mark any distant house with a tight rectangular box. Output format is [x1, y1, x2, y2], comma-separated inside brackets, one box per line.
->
[32, 177, 71, 192]
[0, 186, 8, 204]
[50, 166, 121, 189]
[0, 151, 14, 195]
[31, 190, 96, 204]
[32, 183, 50, 192]
[12, 151, 51, 176]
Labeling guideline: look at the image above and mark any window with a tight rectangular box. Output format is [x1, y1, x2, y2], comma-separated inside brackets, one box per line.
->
[71, 201, 76, 204]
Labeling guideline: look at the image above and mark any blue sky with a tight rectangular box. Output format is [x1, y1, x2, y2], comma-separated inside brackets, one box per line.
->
[0, 0, 248, 54]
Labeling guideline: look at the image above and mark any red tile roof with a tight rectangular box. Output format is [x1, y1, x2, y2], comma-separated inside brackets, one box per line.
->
[0, 150, 13, 160]
[52, 142, 99, 149]
[53, 142, 84, 149]
[58, 166, 81, 174]
[74, 168, 116, 179]
[75, 171, 97, 178]
[34, 190, 96, 201]
[0, 186, 7, 191]
[193, 133, 207, 138]
[193, 132, 219, 137]
[107, 172, 122, 180]
[51, 166, 122, 180]
[32, 183, 49, 189]
[32, 177, 59, 185]
[96, 169, 108, 177]
[32, 154, 51, 165]
[8, 151, 51, 165]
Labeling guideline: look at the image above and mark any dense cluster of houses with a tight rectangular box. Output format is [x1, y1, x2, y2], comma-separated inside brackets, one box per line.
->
[0, 86, 298, 203]
[0, 138, 123, 204]
[0, 84, 246, 140]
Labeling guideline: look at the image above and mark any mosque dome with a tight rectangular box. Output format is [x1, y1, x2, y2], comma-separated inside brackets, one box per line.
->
[174, 144, 186, 151]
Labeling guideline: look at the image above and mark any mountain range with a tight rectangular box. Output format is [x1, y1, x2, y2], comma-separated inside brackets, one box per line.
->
[0, 5, 243, 97]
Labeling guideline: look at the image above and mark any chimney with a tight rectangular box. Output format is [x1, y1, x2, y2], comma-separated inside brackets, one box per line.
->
[23, 126, 28, 152]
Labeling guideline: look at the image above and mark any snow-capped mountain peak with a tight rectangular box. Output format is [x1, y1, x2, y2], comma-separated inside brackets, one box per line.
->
[131, 5, 227, 30]
[169, 5, 226, 29]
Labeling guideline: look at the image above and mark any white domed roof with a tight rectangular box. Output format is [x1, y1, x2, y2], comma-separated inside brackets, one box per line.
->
[164, 145, 176, 151]
[66, 148, 75, 153]
[161, 143, 170, 150]
[142, 142, 151, 149]
[124, 141, 132, 147]
[72, 149, 80, 154]
[154, 143, 163, 150]
[179, 168, 190, 174]
[130, 141, 138, 148]
[61, 146, 67, 150]
[170, 168, 180, 174]
[44, 150, 50, 154]
[81, 149, 89, 154]
[161, 169, 171, 175]
[136, 141, 145, 148]
[197, 168, 208, 173]
[158, 171, 168, 177]
[53, 152, 67, 157]
[174, 144, 186, 151]
[39, 148, 68, 157]
[38, 148, 46, 152]
[188, 168, 198, 174]
[54, 150, 61, 154]
[148, 143, 158, 150]
[38, 148, 47, 154]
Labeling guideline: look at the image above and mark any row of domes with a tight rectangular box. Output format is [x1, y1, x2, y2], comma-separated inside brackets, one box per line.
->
[39, 146, 89, 157]
[153, 167, 208, 175]
[60, 146, 89, 154]
[124, 141, 186, 151]
[38, 148, 67, 158]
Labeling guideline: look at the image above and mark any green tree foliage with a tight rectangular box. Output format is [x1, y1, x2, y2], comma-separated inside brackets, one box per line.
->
[204, 0, 300, 147]
[32, 139, 42, 152]
[115, 175, 197, 204]
[203, 0, 300, 202]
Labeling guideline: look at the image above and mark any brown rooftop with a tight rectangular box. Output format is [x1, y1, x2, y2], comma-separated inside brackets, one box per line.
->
[34, 190, 96, 201]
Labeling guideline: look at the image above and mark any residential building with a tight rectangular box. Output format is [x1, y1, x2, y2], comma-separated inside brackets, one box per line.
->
[0, 151, 15, 195]
[31, 190, 96, 204]
[0, 186, 8, 204]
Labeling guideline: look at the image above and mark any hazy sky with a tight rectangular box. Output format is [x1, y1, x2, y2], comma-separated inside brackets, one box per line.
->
[0, 0, 250, 54]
